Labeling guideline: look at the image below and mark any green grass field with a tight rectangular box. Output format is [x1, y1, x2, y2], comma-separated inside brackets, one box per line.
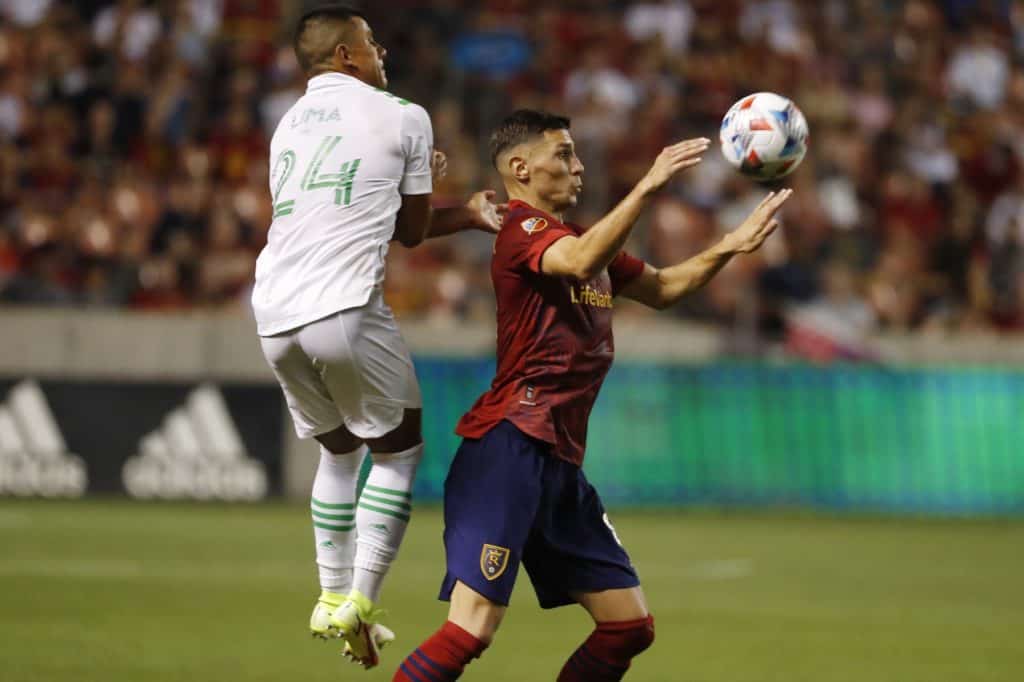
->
[0, 500, 1021, 682]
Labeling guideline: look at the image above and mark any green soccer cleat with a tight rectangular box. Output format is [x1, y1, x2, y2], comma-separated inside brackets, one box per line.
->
[309, 589, 346, 639]
[341, 622, 395, 668]
[329, 589, 390, 669]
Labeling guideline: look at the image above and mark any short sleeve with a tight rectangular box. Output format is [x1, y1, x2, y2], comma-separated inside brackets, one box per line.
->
[399, 103, 433, 195]
[608, 251, 646, 296]
[498, 210, 575, 275]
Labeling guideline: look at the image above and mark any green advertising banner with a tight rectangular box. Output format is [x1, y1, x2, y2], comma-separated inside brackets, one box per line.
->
[412, 359, 1024, 515]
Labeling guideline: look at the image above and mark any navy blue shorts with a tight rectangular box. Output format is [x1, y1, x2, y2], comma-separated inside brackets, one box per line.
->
[438, 420, 639, 609]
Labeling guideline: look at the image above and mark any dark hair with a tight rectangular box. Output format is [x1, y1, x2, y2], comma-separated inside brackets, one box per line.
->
[293, 4, 367, 73]
[489, 109, 571, 167]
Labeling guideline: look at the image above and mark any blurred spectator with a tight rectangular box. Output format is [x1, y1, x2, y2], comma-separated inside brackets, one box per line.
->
[0, 0, 53, 27]
[0, 0, 1022, 351]
[946, 24, 1010, 111]
[624, 1, 695, 56]
[92, 0, 161, 63]
[786, 259, 876, 361]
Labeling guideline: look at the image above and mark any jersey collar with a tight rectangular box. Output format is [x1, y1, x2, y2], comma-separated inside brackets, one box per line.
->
[507, 200, 563, 226]
[306, 71, 367, 94]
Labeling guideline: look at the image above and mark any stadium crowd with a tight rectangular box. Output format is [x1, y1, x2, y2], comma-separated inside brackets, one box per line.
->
[1, 0, 1023, 356]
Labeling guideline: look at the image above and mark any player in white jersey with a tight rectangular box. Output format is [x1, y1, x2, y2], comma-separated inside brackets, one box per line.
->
[252, 5, 501, 669]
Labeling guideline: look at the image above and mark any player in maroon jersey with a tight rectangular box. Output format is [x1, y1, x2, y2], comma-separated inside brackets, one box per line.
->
[392, 110, 791, 682]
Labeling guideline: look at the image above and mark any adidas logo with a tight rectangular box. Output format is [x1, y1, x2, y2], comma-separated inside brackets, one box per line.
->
[121, 384, 268, 501]
[0, 380, 88, 498]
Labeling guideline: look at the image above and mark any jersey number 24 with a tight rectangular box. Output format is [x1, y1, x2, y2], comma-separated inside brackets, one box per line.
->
[271, 136, 362, 219]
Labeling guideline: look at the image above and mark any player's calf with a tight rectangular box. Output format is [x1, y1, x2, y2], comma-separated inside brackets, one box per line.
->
[557, 615, 655, 682]
[393, 582, 499, 681]
[392, 621, 488, 682]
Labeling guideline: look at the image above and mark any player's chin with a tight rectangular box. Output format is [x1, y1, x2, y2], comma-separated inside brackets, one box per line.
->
[563, 194, 579, 209]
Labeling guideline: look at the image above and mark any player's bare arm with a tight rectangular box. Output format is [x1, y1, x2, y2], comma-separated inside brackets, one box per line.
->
[621, 189, 792, 310]
[393, 190, 504, 248]
[429, 190, 505, 237]
[393, 149, 502, 247]
[393, 194, 432, 247]
[431, 150, 448, 182]
[540, 137, 709, 280]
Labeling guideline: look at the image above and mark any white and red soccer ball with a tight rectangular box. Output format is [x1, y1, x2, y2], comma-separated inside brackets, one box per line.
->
[720, 92, 809, 181]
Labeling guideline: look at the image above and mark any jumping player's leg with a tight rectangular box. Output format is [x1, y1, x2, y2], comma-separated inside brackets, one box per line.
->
[313, 411, 422, 598]
[260, 330, 364, 610]
[261, 300, 421, 667]
[311, 431, 365, 601]
[306, 428, 369, 648]
[318, 297, 424, 607]
[556, 586, 655, 682]
[317, 411, 421, 667]
[307, 298, 424, 667]
[354, 408, 423, 602]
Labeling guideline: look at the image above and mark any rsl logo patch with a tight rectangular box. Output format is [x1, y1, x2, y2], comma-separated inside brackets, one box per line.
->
[480, 544, 511, 581]
[520, 217, 548, 235]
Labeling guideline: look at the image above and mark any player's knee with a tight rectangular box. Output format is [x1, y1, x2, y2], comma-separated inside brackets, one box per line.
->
[369, 408, 422, 453]
[636, 615, 655, 654]
[607, 614, 655, 659]
[316, 426, 362, 455]
[371, 441, 422, 470]
[390, 442, 423, 461]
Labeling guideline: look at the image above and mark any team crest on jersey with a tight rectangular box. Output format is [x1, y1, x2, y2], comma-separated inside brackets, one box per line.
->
[520, 217, 548, 235]
[480, 544, 511, 581]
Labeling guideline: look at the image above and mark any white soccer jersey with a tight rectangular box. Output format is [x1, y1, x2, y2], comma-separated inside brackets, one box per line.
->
[252, 72, 433, 336]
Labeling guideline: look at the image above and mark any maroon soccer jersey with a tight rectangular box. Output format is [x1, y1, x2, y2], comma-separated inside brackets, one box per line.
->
[455, 200, 645, 466]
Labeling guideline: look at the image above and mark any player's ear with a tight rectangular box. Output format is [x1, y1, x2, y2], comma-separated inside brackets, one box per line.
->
[509, 155, 529, 182]
[333, 42, 353, 68]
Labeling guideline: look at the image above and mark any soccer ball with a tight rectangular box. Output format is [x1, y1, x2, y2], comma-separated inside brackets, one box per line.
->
[719, 92, 808, 181]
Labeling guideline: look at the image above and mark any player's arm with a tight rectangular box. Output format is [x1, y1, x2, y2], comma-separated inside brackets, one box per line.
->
[428, 190, 504, 238]
[541, 138, 709, 280]
[394, 193, 432, 247]
[394, 191, 503, 247]
[393, 109, 502, 247]
[392, 104, 438, 248]
[621, 190, 792, 310]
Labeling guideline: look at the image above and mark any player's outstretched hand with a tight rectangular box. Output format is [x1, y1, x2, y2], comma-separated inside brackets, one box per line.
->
[722, 189, 792, 254]
[432, 150, 448, 182]
[639, 137, 710, 194]
[465, 189, 506, 234]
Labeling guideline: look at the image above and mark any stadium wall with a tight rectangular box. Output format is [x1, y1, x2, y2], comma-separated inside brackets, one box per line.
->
[0, 308, 1022, 514]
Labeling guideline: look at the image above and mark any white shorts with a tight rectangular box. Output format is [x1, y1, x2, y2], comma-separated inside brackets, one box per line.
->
[259, 290, 421, 440]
